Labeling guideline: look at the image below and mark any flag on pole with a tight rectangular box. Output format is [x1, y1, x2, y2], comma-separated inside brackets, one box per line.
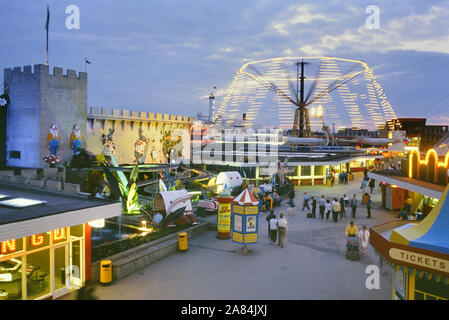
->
[45, 5, 50, 64]
[85, 58, 92, 64]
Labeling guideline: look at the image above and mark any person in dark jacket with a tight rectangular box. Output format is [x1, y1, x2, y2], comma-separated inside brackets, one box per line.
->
[369, 179, 375, 194]
[311, 196, 317, 218]
[266, 210, 276, 238]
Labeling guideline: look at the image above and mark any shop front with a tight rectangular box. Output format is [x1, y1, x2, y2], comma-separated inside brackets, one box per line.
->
[0, 185, 121, 300]
[0, 225, 86, 300]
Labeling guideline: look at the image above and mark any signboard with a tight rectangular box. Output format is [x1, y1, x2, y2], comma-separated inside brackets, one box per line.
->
[217, 202, 232, 238]
[232, 204, 259, 245]
[389, 248, 449, 274]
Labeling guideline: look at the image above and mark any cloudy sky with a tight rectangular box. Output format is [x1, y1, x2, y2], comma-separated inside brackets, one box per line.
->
[1, 0, 449, 125]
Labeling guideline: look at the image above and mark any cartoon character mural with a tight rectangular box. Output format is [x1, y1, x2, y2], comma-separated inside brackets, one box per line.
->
[70, 124, 84, 155]
[101, 129, 115, 166]
[43, 123, 62, 164]
[134, 128, 150, 164]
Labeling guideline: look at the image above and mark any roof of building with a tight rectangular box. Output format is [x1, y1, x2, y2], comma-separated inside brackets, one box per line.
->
[433, 131, 449, 156]
[0, 183, 121, 242]
[0, 183, 117, 225]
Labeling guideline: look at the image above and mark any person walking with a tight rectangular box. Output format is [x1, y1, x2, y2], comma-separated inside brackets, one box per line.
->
[369, 179, 375, 194]
[318, 195, 326, 219]
[311, 196, 317, 218]
[366, 195, 372, 218]
[325, 199, 332, 220]
[350, 194, 358, 219]
[288, 189, 295, 207]
[269, 214, 278, 243]
[339, 197, 346, 221]
[359, 226, 370, 256]
[266, 210, 276, 238]
[344, 194, 349, 208]
[302, 192, 311, 212]
[331, 198, 341, 223]
[361, 178, 367, 193]
[277, 212, 288, 248]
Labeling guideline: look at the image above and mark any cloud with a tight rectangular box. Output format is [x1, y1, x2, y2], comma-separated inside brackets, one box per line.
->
[270, 4, 338, 36]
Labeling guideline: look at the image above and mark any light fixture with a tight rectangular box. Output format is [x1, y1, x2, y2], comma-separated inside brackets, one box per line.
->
[88, 219, 105, 228]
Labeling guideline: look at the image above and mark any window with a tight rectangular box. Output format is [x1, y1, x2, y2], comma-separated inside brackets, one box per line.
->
[301, 166, 311, 176]
[0, 257, 22, 300]
[9, 151, 20, 159]
[26, 249, 51, 300]
[314, 166, 324, 176]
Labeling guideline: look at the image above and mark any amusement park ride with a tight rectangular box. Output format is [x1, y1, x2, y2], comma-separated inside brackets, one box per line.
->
[213, 57, 404, 148]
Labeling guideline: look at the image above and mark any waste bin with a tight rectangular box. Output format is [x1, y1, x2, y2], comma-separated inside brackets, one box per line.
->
[348, 173, 353, 181]
[326, 179, 332, 187]
[178, 232, 188, 252]
[100, 260, 112, 285]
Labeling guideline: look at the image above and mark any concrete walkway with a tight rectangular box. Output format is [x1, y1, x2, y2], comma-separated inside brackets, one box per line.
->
[68, 172, 396, 300]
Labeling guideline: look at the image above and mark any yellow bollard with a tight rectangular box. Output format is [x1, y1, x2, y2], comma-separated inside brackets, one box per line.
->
[178, 232, 188, 252]
[100, 260, 112, 285]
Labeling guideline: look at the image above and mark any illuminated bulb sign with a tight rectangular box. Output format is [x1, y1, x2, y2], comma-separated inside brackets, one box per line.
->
[0, 228, 67, 255]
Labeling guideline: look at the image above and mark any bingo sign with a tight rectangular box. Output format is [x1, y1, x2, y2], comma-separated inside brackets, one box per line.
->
[232, 189, 259, 245]
[216, 196, 233, 239]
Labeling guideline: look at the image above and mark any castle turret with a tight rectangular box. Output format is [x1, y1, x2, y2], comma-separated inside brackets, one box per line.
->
[3, 64, 87, 168]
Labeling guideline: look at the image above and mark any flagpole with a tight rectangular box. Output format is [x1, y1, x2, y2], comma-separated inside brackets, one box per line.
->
[45, 5, 50, 66]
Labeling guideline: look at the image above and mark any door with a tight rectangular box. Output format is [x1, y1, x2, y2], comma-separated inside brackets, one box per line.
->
[69, 237, 83, 288]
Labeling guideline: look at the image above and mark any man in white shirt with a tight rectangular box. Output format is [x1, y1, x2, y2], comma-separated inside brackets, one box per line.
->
[269, 214, 278, 244]
[318, 195, 326, 219]
[359, 225, 370, 255]
[277, 212, 288, 248]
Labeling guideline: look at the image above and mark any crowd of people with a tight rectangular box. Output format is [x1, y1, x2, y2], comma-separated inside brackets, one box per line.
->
[298, 192, 372, 222]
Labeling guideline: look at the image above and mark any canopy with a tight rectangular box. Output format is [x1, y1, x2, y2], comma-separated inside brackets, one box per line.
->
[216, 171, 242, 188]
[234, 188, 259, 206]
[153, 189, 192, 215]
[390, 183, 449, 254]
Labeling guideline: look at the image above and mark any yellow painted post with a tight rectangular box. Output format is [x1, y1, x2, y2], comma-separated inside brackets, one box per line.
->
[408, 269, 416, 300]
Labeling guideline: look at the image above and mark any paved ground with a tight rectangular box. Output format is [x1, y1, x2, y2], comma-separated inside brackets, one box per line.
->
[67, 172, 396, 300]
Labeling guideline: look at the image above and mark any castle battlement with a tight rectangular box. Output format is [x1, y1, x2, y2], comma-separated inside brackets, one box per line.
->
[4, 64, 87, 80]
[87, 106, 194, 123]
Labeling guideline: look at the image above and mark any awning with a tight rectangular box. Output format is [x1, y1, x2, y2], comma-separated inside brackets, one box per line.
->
[390, 183, 449, 255]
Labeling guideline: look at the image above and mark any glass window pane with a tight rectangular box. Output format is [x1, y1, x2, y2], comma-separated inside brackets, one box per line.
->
[70, 224, 84, 237]
[301, 166, 311, 176]
[314, 166, 324, 176]
[54, 246, 66, 291]
[26, 249, 50, 300]
[0, 257, 23, 300]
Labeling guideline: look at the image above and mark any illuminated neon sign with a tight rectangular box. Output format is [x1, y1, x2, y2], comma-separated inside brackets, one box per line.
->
[1, 240, 16, 255]
[31, 234, 45, 247]
[1, 228, 69, 255]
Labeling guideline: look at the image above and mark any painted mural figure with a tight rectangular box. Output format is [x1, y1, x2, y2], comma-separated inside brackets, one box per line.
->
[101, 129, 115, 166]
[151, 140, 157, 163]
[70, 124, 84, 155]
[43, 123, 62, 165]
[134, 129, 150, 164]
